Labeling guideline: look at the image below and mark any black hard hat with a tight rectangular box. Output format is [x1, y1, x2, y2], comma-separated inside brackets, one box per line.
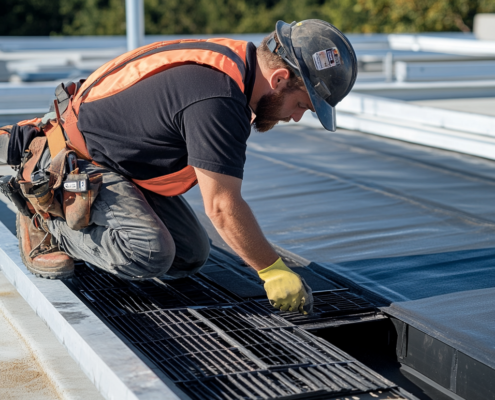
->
[267, 19, 357, 131]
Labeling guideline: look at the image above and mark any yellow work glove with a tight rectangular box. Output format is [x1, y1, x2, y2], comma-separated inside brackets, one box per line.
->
[258, 257, 311, 314]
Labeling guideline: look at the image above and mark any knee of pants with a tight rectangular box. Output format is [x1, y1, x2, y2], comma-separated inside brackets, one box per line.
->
[182, 235, 211, 268]
[166, 241, 210, 279]
[114, 235, 176, 280]
[114, 254, 174, 280]
[119, 222, 178, 278]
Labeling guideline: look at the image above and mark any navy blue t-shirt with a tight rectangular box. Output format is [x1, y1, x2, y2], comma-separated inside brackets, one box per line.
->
[77, 42, 257, 181]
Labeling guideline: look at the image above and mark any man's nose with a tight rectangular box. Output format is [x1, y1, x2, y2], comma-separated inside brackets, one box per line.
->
[291, 109, 306, 122]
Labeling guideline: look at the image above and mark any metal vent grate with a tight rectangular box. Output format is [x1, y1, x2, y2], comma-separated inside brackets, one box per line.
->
[194, 301, 290, 329]
[76, 264, 237, 317]
[258, 289, 385, 330]
[70, 264, 412, 400]
[178, 362, 399, 400]
[109, 309, 260, 382]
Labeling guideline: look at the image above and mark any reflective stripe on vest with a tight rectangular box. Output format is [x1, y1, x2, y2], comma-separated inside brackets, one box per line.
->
[63, 38, 248, 197]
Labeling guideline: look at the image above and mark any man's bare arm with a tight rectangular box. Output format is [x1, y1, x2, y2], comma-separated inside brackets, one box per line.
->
[194, 167, 278, 271]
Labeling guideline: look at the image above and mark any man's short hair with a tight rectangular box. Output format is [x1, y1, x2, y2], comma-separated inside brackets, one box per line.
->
[257, 32, 305, 90]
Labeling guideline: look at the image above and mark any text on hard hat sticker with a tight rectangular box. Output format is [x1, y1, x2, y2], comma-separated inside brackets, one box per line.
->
[312, 48, 341, 71]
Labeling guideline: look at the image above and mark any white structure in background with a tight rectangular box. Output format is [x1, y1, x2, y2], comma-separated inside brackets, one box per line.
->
[332, 27, 495, 161]
[388, 32, 495, 56]
[2, 22, 495, 161]
[394, 60, 495, 82]
[474, 13, 495, 41]
[125, 0, 144, 51]
[340, 94, 495, 160]
[299, 92, 495, 161]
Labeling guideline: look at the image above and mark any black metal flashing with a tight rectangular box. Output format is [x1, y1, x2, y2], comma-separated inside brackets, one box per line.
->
[391, 318, 495, 400]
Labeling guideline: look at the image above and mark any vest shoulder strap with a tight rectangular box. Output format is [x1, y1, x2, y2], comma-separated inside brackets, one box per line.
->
[73, 39, 248, 113]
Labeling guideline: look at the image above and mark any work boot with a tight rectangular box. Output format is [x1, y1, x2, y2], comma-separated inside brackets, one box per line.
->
[17, 213, 74, 279]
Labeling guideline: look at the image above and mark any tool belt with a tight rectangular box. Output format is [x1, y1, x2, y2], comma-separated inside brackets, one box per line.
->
[0, 81, 102, 230]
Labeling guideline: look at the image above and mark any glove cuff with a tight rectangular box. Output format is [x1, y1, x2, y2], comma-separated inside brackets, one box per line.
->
[258, 257, 292, 280]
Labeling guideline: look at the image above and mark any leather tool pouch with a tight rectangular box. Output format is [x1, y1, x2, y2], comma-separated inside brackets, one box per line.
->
[0, 175, 32, 217]
[16, 123, 102, 229]
[63, 172, 102, 230]
[19, 144, 71, 220]
[20, 176, 64, 220]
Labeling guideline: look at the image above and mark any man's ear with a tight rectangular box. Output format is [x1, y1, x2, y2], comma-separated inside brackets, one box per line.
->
[269, 68, 291, 90]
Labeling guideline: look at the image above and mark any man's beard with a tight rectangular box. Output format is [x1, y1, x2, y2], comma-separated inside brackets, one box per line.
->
[253, 87, 300, 133]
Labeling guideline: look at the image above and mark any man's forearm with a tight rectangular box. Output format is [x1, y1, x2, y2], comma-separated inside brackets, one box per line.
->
[208, 198, 279, 271]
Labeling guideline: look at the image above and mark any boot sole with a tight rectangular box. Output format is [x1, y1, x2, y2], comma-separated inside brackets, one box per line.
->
[17, 214, 74, 280]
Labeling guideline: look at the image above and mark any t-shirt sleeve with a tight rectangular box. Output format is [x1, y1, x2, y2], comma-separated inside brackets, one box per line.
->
[8, 124, 43, 166]
[180, 97, 251, 179]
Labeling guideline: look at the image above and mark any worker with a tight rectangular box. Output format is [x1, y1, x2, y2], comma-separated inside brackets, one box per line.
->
[0, 20, 357, 314]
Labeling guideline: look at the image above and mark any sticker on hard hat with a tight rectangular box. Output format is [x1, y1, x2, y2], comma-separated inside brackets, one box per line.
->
[312, 48, 341, 71]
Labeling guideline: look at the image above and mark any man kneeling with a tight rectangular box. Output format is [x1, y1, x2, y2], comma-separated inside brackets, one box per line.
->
[0, 20, 357, 313]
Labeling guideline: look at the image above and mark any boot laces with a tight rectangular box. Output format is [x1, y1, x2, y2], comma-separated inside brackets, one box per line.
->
[29, 214, 58, 258]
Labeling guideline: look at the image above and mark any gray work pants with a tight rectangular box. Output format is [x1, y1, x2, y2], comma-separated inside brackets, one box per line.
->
[48, 161, 210, 280]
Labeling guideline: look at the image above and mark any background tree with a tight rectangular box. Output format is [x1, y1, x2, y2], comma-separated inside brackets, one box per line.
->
[354, 0, 495, 33]
[1, 0, 494, 36]
[60, 0, 126, 35]
[0, 0, 63, 36]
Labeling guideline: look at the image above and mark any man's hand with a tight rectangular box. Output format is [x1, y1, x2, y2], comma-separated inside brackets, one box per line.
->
[258, 257, 309, 313]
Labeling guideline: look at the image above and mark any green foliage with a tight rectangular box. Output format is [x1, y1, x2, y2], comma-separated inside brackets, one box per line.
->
[1, 0, 494, 36]
[60, 0, 126, 35]
[0, 0, 63, 36]
[354, 0, 495, 33]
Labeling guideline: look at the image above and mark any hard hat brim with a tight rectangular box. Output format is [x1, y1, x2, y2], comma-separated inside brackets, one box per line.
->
[301, 73, 337, 131]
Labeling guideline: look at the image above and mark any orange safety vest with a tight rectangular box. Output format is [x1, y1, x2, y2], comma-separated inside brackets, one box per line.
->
[60, 38, 250, 196]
